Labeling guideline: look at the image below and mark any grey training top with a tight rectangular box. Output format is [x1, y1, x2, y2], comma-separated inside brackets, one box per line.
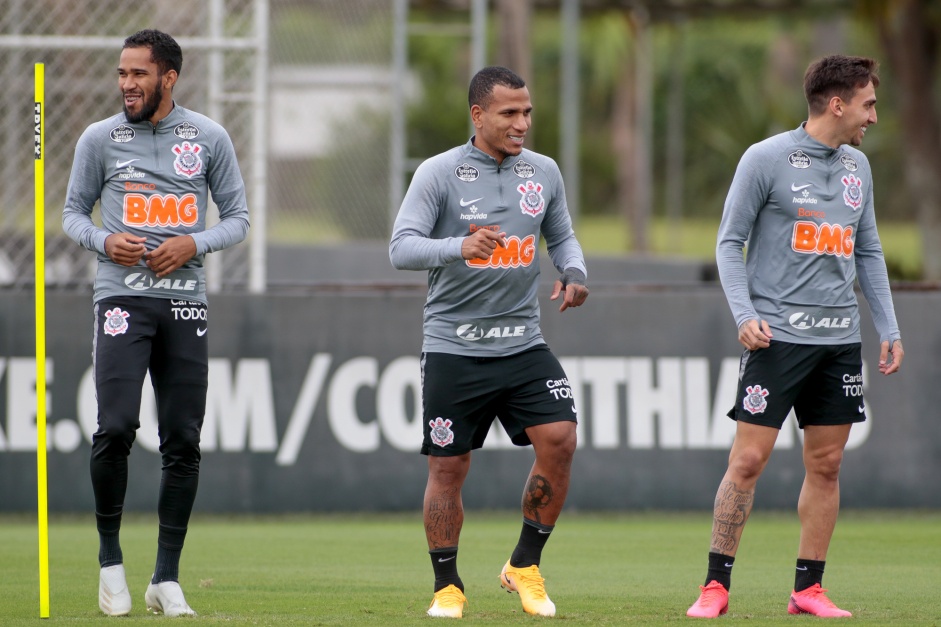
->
[63, 103, 250, 305]
[390, 138, 586, 357]
[716, 123, 900, 345]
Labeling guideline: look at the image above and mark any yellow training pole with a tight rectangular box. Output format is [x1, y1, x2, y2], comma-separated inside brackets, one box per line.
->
[34, 62, 50, 619]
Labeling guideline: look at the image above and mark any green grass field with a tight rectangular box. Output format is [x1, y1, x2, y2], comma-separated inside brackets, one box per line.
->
[2, 511, 940, 625]
[267, 214, 924, 280]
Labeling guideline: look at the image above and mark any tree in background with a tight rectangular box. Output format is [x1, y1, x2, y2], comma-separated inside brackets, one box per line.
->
[863, 0, 941, 279]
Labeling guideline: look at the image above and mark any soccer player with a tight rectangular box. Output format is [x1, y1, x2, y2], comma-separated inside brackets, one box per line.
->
[63, 30, 249, 617]
[686, 55, 903, 618]
[390, 66, 588, 618]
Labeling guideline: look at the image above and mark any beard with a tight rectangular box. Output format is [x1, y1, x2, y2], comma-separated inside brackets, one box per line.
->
[123, 81, 164, 124]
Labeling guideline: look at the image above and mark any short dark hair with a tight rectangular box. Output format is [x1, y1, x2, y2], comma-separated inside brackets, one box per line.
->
[803, 55, 879, 116]
[123, 29, 183, 76]
[468, 66, 526, 110]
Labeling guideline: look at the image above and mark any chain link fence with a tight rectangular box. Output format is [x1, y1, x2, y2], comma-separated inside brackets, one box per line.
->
[1, 0, 396, 290]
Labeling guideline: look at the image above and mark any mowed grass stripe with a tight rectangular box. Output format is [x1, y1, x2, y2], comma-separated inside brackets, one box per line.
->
[1, 511, 938, 625]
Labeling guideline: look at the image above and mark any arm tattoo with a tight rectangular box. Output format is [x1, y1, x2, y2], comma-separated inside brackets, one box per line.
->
[426, 487, 462, 549]
[522, 474, 553, 524]
[711, 480, 754, 554]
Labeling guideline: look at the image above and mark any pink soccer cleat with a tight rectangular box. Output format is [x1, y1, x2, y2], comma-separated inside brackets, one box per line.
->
[788, 583, 852, 617]
[686, 580, 729, 618]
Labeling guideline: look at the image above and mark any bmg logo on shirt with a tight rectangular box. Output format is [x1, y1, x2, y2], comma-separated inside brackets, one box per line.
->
[466, 234, 535, 268]
[123, 193, 199, 227]
[791, 221, 854, 258]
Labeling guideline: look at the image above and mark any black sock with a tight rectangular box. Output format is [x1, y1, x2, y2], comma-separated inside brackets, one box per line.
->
[430, 548, 463, 592]
[152, 546, 182, 584]
[509, 518, 554, 568]
[795, 558, 825, 592]
[706, 552, 734, 591]
[97, 511, 123, 567]
[152, 522, 187, 584]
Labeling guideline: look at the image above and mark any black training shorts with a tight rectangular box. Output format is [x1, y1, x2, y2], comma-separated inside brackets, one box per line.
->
[420, 345, 577, 456]
[728, 340, 866, 429]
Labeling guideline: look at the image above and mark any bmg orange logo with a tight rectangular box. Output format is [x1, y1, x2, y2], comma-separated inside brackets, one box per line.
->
[123, 193, 198, 227]
[466, 234, 536, 268]
[791, 222, 854, 258]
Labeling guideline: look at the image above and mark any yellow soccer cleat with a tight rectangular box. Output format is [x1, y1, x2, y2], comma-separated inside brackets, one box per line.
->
[427, 584, 467, 618]
[499, 560, 556, 617]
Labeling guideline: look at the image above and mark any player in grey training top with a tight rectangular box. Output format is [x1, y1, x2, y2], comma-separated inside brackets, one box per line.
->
[63, 30, 248, 618]
[715, 118, 899, 347]
[687, 55, 903, 619]
[390, 128, 586, 357]
[391, 66, 587, 619]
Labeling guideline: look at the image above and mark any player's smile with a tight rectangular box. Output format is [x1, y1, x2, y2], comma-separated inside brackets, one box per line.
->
[472, 84, 532, 164]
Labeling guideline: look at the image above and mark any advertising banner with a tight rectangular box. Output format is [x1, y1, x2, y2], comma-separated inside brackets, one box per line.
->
[0, 286, 936, 512]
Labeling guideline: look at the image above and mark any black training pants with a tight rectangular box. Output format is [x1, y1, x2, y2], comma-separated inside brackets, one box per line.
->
[90, 295, 208, 550]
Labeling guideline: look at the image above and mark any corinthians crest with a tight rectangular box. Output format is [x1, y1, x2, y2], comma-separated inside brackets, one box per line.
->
[841, 173, 863, 210]
[428, 417, 455, 447]
[517, 180, 545, 217]
[103, 307, 130, 337]
[742, 384, 769, 415]
[172, 141, 203, 178]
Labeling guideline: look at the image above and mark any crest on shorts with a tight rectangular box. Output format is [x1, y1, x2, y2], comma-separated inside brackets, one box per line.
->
[172, 141, 203, 178]
[518, 180, 545, 217]
[429, 417, 455, 447]
[103, 307, 130, 336]
[742, 384, 769, 415]
[841, 173, 863, 210]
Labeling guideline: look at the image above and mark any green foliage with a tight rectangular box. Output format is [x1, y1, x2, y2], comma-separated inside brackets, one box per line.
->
[2, 512, 940, 625]
[402, 9, 920, 225]
[575, 215, 922, 281]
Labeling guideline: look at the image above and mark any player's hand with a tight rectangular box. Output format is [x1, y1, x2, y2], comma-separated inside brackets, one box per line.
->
[104, 232, 147, 266]
[551, 267, 588, 312]
[461, 229, 506, 260]
[738, 318, 772, 350]
[145, 235, 197, 278]
[879, 338, 903, 375]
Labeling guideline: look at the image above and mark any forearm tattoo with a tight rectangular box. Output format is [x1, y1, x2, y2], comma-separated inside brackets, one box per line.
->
[425, 486, 462, 549]
[522, 474, 554, 524]
[711, 480, 753, 554]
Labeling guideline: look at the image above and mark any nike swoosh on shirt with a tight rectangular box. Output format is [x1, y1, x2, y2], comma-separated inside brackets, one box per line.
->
[790, 183, 813, 192]
[116, 159, 139, 169]
[460, 197, 483, 207]
[197, 328, 208, 337]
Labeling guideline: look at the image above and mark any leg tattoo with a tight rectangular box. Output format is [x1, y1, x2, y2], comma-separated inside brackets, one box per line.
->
[522, 474, 554, 524]
[425, 487, 462, 550]
[711, 480, 754, 555]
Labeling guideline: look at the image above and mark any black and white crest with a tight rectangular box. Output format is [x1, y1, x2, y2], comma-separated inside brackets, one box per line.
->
[513, 160, 535, 178]
[174, 122, 200, 140]
[454, 163, 480, 182]
[788, 150, 811, 169]
[109, 125, 135, 143]
[840, 153, 858, 172]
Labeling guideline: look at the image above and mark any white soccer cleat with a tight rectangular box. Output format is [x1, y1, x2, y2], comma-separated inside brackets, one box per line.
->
[99, 564, 132, 616]
[144, 579, 197, 617]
